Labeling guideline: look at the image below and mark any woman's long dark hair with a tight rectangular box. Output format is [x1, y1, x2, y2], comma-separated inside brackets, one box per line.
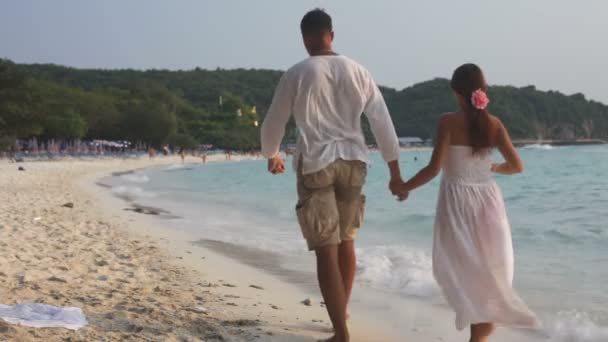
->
[451, 63, 491, 155]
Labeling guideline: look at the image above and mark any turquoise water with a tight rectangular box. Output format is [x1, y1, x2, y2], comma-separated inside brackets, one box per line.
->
[109, 145, 608, 341]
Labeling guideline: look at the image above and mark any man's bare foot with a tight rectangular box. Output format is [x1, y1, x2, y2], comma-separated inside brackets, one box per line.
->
[317, 335, 350, 342]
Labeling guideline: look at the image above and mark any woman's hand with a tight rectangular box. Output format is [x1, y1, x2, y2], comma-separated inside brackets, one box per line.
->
[389, 178, 409, 202]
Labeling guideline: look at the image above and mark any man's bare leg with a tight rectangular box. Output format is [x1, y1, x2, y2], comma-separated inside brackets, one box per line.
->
[338, 240, 356, 318]
[316, 245, 349, 342]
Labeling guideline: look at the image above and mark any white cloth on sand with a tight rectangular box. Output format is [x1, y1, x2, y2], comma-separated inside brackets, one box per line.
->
[433, 146, 540, 330]
[0, 303, 88, 330]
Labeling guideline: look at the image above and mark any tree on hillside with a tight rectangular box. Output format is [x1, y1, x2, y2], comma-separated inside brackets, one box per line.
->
[0, 59, 43, 146]
[42, 109, 88, 140]
[119, 99, 177, 146]
[167, 133, 198, 149]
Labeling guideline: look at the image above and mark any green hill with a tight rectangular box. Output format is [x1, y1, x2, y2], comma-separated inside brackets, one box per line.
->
[2, 59, 607, 150]
[384, 79, 608, 140]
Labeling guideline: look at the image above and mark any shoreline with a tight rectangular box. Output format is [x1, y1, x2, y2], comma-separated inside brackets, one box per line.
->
[85, 157, 401, 341]
[1, 153, 574, 341]
[87, 157, 537, 342]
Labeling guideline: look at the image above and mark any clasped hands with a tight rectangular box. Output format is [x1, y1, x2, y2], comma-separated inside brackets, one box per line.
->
[390, 178, 409, 202]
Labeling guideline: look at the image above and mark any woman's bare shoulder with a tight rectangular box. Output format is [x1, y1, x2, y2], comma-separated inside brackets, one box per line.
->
[488, 114, 506, 130]
[488, 114, 508, 145]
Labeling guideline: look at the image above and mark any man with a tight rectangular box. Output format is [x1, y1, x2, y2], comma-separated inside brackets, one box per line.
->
[261, 9, 406, 342]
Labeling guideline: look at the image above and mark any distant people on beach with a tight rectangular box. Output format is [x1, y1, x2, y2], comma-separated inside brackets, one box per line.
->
[261, 9, 404, 342]
[178, 147, 185, 164]
[148, 147, 156, 159]
[1, 139, 142, 159]
[8, 144, 16, 162]
[398, 64, 539, 341]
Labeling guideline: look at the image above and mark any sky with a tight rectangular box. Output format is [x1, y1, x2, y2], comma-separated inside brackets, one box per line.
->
[1, 0, 607, 103]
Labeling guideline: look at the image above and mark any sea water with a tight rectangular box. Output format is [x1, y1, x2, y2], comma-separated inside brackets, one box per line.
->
[106, 145, 608, 341]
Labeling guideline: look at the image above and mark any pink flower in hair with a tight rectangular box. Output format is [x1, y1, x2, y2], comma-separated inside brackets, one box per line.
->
[471, 89, 490, 110]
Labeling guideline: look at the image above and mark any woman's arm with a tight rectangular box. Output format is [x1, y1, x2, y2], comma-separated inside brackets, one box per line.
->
[403, 115, 451, 192]
[491, 120, 524, 175]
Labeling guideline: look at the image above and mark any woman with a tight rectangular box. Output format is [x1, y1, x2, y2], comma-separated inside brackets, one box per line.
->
[399, 64, 539, 341]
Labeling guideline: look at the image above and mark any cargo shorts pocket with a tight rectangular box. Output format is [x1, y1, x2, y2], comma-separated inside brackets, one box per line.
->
[349, 161, 368, 187]
[295, 191, 339, 246]
[352, 194, 366, 229]
[302, 167, 334, 190]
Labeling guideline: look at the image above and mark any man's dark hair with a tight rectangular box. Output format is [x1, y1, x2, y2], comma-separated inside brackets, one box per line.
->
[300, 8, 332, 35]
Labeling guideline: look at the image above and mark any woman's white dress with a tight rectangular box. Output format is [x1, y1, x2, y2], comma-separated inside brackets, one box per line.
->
[433, 146, 539, 330]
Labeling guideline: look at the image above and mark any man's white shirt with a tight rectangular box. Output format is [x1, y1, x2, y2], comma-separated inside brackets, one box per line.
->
[261, 55, 400, 174]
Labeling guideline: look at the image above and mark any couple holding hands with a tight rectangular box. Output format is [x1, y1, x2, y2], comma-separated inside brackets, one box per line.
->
[261, 9, 539, 342]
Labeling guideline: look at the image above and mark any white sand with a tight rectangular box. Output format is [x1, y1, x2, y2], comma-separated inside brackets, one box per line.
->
[0, 155, 398, 341]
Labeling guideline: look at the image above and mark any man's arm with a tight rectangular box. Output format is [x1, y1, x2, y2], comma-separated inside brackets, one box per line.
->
[261, 73, 293, 174]
[363, 73, 406, 199]
[388, 160, 408, 201]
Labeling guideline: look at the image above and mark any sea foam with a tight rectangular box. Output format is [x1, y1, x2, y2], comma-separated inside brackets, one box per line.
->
[544, 310, 608, 342]
[356, 245, 438, 297]
[524, 144, 555, 150]
[164, 164, 188, 170]
[110, 186, 156, 201]
[120, 172, 150, 183]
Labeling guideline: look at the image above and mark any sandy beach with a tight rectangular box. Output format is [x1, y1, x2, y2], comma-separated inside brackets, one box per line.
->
[0, 155, 398, 342]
